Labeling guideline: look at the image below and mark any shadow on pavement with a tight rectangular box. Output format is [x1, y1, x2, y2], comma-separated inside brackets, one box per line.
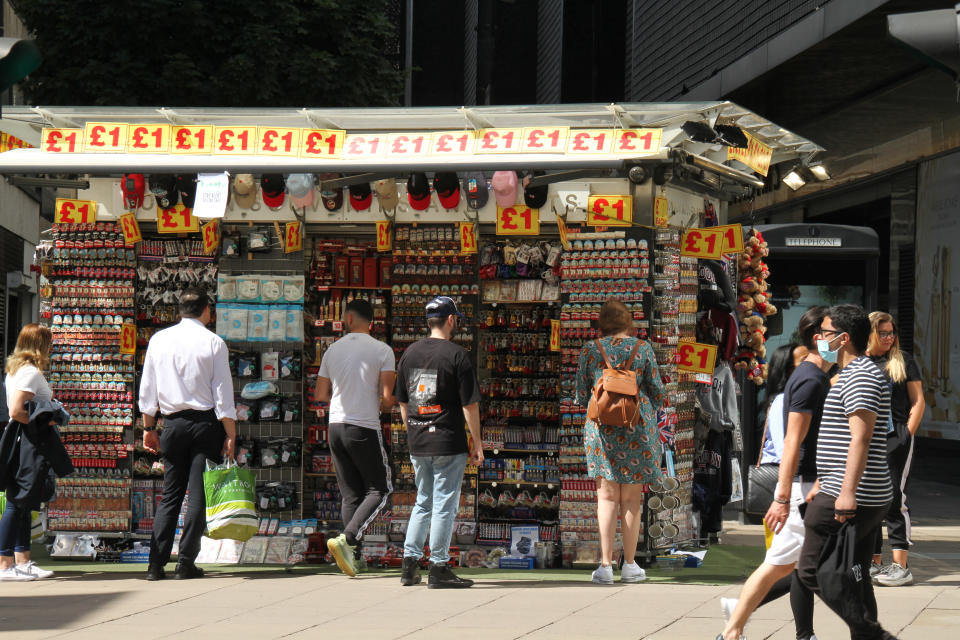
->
[0, 593, 129, 632]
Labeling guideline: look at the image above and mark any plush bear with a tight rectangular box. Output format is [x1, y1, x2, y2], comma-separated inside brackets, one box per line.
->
[739, 276, 761, 294]
[737, 294, 755, 318]
[739, 314, 767, 357]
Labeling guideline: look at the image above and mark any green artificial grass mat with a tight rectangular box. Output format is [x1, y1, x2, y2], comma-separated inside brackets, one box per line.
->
[28, 544, 765, 586]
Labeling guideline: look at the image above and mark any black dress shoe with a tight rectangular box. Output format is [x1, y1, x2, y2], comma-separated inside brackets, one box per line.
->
[428, 563, 473, 589]
[146, 564, 166, 581]
[400, 556, 422, 586]
[175, 560, 205, 580]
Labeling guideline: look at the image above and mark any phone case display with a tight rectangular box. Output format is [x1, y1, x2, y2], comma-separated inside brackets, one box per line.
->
[478, 241, 563, 303]
[39, 222, 136, 532]
[390, 225, 478, 357]
[556, 229, 652, 566]
[218, 224, 305, 521]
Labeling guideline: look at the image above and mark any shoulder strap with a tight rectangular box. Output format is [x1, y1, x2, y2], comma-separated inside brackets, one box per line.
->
[622, 339, 644, 371]
[594, 339, 613, 369]
[755, 415, 771, 468]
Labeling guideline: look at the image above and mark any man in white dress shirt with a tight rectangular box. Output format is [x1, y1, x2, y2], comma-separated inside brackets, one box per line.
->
[138, 287, 236, 581]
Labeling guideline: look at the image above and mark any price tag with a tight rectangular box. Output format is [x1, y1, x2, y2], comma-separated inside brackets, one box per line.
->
[376, 221, 392, 252]
[550, 320, 561, 352]
[727, 131, 772, 176]
[157, 203, 199, 233]
[521, 127, 568, 153]
[342, 134, 386, 158]
[556, 217, 570, 249]
[119, 323, 137, 355]
[459, 222, 477, 254]
[496, 205, 540, 235]
[431, 131, 475, 155]
[476, 128, 523, 154]
[654, 196, 669, 227]
[566, 129, 614, 154]
[680, 227, 725, 259]
[54, 198, 98, 224]
[84, 122, 128, 153]
[127, 124, 171, 153]
[258, 127, 302, 156]
[201, 219, 220, 255]
[676, 340, 718, 375]
[386, 133, 432, 157]
[300, 129, 345, 159]
[613, 128, 662, 155]
[171, 126, 213, 154]
[713, 223, 744, 254]
[586, 195, 632, 227]
[42, 128, 83, 153]
[284, 221, 303, 254]
[118, 213, 142, 245]
[213, 126, 256, 155]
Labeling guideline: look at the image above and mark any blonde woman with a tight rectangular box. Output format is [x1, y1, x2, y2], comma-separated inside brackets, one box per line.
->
[866, 311, 924, 587]
[1, 324, 57, 581]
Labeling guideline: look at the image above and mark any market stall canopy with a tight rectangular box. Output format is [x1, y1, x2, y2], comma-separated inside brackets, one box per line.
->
[0, 103, 822, 178]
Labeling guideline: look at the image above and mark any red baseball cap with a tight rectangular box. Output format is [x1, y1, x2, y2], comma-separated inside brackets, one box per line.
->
[121, 174, 145, 209]
[261, 174, 286, 209]
[433, 172, 460, 210]
[349, 183, 373, 211]
[407, 172, 431, 210]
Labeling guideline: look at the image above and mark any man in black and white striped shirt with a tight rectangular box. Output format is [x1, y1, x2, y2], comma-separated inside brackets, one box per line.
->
[796, 304, 896, 640]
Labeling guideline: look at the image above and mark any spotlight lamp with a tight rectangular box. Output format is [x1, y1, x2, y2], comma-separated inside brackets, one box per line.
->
[782, 167, 806, 191]
[808, 163, 830, 181]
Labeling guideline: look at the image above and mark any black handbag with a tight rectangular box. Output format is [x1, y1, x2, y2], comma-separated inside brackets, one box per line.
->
[744, 418, 779, 516]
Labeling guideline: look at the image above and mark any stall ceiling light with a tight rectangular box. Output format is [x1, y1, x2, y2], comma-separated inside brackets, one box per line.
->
[782, 168, 806, 190]
[808, 163, 830, 181]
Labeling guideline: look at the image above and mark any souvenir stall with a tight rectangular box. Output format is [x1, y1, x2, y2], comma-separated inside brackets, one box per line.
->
[0, 103, 818, 567]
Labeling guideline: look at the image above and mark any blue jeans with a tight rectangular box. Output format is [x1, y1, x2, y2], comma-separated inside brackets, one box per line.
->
[403, 453, 468, 565]
[0, 499, 31, 556]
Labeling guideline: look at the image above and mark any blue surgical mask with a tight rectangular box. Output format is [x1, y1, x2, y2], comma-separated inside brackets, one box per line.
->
[817, 338, 841, 363]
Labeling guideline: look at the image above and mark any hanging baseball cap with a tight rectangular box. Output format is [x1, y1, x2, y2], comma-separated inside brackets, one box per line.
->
[286, 173, 316, 208]
[464, 172, 488, 210]
[233, 174, 256, 209]
[491, 171, 518, 207]
[261, 174, 286, 209]
[348, 182, 373, 211]
[425, 295, 465, 320]
[375, 179, 399, 210]
[176, 174, 197, 208]
[407, 172, 431, 210]
[149, 174, 178, 210]
[318, 172, 343, 211]
[121, 174, 145, 209]
[433, 172, 461, 210]
[523, 170, 548, 209]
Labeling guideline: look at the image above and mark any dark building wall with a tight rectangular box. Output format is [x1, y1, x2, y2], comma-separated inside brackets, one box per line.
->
[411, 2, 466, 106]
[561, 0, 625, 103]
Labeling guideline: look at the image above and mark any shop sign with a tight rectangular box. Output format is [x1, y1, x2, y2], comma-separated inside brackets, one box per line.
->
[376, 221, 392, 252]
[555, 217, 570, 250]
[676, 340, 717, 375]
[586, 195, 632, 227]
[201, 219, 220, 255]
[193, 172, 230, 219]
[785, 237, 842, 247]
[550, 320, 561, 352]
[680, 226, 725, 259]
[0, 132, 32, 152]
[654, 196, 669, 227]
[40, 126, 663, 159]
[127, 124, 171, 153]
[496, 205, 539, 236]
[713, 223, 744, 254]
[727, 131, 772, 177]
[459, 222, 477, 254]
[54, 198, 97, 224]
[157, 203, 199, 233]
[284, 221, 303, 253]
[119, 213, 142, 245]
[119, 323, 136, 355]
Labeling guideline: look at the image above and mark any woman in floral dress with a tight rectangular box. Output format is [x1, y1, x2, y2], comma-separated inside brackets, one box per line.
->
[575, 300, 665, 584]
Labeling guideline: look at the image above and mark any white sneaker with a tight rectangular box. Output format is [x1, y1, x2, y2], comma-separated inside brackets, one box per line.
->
[591, 563, 614, 584]
[721, 597, 738, 623]
[0, 566, 37, 582]
[17, 561, 54, 580]
[620, 561, 647, 583]
[876, 563, 914, 587]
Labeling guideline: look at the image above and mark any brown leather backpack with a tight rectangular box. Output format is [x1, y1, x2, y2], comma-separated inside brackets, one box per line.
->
[587, 339, 644, 427]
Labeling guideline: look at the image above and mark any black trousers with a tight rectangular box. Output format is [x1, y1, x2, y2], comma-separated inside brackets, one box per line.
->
[328, 423, 392, 546]
[759, 569, 815, 639]
[150, 410, 224, 566]
[797, 492, 893, 640]
[874, 423, 914, 554]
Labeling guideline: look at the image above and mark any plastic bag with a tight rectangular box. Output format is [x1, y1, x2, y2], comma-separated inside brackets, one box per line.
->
[203, 458, 257, 541]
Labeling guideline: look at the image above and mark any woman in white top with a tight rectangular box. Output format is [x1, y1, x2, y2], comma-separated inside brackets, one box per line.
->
[1, 323, 56, 582]
[759, 343, 804, 466]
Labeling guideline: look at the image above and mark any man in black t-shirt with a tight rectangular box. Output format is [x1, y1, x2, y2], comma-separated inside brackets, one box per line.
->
[394, 296, 483, 589]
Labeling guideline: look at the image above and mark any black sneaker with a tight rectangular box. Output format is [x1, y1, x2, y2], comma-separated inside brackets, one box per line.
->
[400, 556, 422, 586]
[146, 564, 166, 581]
[175, 560, 205, 580]
[428, 563, 474, 589]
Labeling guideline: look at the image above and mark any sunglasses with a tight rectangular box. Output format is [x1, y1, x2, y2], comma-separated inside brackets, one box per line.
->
[877, 331, 897, 339]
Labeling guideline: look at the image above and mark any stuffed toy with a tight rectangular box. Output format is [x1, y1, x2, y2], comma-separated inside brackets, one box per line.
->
[737, 294, 755, 317]
[739, 276, 761, 294]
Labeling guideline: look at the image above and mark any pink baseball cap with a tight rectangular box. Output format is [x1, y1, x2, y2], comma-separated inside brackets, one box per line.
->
[491, 171, 518, 207]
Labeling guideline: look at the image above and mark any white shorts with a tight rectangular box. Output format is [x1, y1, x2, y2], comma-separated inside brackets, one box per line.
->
[764, 480, 815, 566]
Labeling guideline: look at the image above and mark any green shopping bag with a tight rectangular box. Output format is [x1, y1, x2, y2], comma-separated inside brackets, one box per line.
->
[203, 459, 257, 541]
[0, 493, 44, 542]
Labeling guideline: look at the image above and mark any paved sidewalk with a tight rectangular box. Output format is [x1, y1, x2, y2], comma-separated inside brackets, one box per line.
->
[1, 520, 957, 639]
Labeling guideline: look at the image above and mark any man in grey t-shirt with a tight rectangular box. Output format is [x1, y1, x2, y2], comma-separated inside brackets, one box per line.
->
[315, 299, 396, 577]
